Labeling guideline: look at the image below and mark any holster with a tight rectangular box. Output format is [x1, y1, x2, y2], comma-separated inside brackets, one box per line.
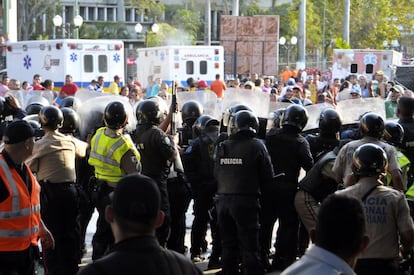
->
[89, 176, 102, 204]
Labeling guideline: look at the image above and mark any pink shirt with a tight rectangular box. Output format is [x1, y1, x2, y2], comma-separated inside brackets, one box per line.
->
[0, 84, 9, 97]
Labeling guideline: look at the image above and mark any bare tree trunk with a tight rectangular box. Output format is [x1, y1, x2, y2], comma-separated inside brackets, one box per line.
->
[222, 0, 230, 14]
[17, 0, 57, 40]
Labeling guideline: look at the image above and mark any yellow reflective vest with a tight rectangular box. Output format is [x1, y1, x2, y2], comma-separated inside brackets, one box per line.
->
[387, 150, 410, 192]
[88, 127, 140, 183]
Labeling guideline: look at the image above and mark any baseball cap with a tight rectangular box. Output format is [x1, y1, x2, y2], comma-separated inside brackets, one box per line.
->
[3, 120, 35, 144]
[287, 78, 296, 85]
[111, 174, 161, 225]
[244, 81, 255, 88]
[197, 80, 208, 88]
[390, 85, 404, 94]
[376, 71, 384, 76]
[293, 85, 303, 93]
[350, 87, 361, 95]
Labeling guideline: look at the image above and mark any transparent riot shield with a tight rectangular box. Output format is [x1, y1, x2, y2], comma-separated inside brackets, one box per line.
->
[303, 102, 336, 132]
[221, 88, 270, 119]
[77, 95, 136, 140]
[336, 97, 386, 126]
[176, 90, 219, 119]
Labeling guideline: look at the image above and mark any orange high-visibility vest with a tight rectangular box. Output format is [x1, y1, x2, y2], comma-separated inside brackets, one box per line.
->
[0, 155, 41, 251]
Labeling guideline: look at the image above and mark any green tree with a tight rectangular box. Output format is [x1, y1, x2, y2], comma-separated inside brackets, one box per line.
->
[17, 0, 61, 40]
[286, 0, 414, 63]
[97, 22, 131, 39]
[130, 0, 165, 21]
[170, 9, 201, 44]
[79, 24, 100, 39]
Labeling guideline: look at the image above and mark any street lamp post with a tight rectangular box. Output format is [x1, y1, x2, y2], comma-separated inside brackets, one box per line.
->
[383, 40, 400, 51]
[52, 14, 83, 39]
[279, 36, 298, 68]
[52, 15, 63, 39]
[73, 15, 84, 39]
[135, 23, 159, 48]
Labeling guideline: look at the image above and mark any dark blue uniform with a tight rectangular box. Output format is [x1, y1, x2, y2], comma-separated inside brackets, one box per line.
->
[134, 124, 176, 246]
[399, 117, 414, 188]
[306, 134, 339, 162]
[215, 131, 274, 275]
[262, 126, 313, 271]
[166, 125, 192, 254]
[183, 133, 220, 263]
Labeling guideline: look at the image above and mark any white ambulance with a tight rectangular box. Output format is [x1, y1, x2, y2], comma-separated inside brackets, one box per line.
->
[136, 45, 224, 89]
[332, 48, 402, 81]
[6, 39, 125, 89]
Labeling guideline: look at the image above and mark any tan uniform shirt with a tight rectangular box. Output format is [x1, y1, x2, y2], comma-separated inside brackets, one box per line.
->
[28, 130, 88, 182]
[332, 137, 400, 183]
[336, 177, 414, 259]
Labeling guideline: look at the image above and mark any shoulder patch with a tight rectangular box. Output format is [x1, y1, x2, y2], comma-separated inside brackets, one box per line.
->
[163, 136, 171, 146]
[185, 145, 193, 153]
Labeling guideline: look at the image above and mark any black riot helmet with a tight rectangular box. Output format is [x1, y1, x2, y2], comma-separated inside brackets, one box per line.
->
[319, 108, 342, 135]
[359, 112, 384, 138]
[193, 114, 220, 138]
[383, 121, 404, 147]
[60, 107, 80, 134]
[27, 119, 41, 131]
[59, 96, 80, 109]
[352, 143, 388, 177]
[229, 110, 259, 136]
[282, 104, 309, 132]
[27, 120, 44, 140]
[223, 103, 252, 127]
[104, 101, 128, 130]
[0, 97, 13, 118]
[39, 105, 64, 130]
[136, 99, 165, 126]
[26, 103, 45, 115]
[181, 100, 203, 127]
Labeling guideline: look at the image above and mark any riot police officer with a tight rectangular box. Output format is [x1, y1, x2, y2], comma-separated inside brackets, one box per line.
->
[59, 107, 79, 134]
[383, 121, 411, 189]
[298, 108, 341, 255]
[59, 96, 81, 109]
[268, 108, 286, 129]
[134, 99, 177, 247]
[28, 105, 88, 274]
[294, 144, 345, 234]
[180, 100, 203, 148]
[0, 96, 27, 140]
[182, 114, 221, 266]
[262, 104, 314, 271]
[59, 107, 93, 257]
[333, 112, 403, 190]
[24, 96, 50, 116]
[88, 101, 141, 260]
[215, 110, 274, 275]
[306, 108, 342, 161]
[398, 97, 414, 188]
[220, 103, 252, 139]
[336, 144, 414, 275]
[164, 99, 200, 254]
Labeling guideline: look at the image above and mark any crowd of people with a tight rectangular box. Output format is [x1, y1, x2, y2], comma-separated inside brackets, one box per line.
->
[0, 68, 414, 275]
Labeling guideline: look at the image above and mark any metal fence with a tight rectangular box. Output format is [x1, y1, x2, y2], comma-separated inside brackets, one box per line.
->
[224, 50, 333, 79]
